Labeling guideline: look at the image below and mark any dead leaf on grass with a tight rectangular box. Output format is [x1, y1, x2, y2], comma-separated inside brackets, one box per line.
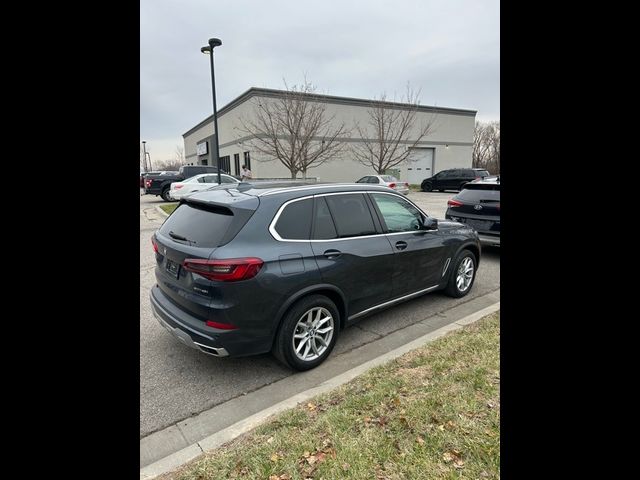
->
[416, 436, 425, 445]
[342, 462, 350, 471]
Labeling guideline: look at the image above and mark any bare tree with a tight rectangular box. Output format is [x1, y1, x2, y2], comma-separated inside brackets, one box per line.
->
[175, 145, 185, 164]
[351, 85, 435, 174]
[473, 121, 491, 168]
[473, 121, 500, 174]
[238, 80, 349, 179]
[155, 159, 184, 172]
[140, 145, 147, 171]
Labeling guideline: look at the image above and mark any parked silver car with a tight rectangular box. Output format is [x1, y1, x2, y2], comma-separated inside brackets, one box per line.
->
[355, 175, 410, 195]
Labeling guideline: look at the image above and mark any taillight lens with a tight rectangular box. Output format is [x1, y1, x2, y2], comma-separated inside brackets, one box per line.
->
[388, 183, 396, 188]
[151, 237, 158, 253]
[183, 257, 264, 282]
[145, 179, 152, 188]
[404, 182, 409, 187]
[174, 184, 183, 189]
[447, 199, 463, 208]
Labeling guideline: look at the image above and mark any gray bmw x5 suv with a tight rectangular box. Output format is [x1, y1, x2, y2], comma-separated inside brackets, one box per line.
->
[150, 182, 481, 370]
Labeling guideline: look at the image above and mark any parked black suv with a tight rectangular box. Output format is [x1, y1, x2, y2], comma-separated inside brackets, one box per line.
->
[445, 177, 500, 246]
[150, 182, 481, 370]
[421, 168, 489, 192]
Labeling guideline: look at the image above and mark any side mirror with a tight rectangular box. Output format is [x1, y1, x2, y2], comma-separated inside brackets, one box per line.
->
[422, 217, 438, 230]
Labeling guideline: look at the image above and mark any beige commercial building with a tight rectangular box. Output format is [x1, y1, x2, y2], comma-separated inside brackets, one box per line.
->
[183, 87, 476, 184]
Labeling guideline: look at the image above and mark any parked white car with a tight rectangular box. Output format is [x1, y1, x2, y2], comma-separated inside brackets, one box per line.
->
[169, 173, 239, 201]
[355, 175, 410, 195]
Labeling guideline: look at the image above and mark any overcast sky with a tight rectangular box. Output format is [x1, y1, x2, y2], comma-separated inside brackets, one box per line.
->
[141, 0, 499, 165]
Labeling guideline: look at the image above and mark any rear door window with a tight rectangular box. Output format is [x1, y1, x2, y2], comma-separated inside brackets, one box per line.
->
[273, 198, 313, 240]
[312, 197, 338, 239]
[324, 194, 377, 238]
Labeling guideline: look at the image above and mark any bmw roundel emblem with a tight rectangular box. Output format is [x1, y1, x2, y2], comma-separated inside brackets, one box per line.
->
[474, 205, 483, 210]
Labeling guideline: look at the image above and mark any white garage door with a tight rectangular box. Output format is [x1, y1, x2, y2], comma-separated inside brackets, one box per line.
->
[406, 148, 434, 185]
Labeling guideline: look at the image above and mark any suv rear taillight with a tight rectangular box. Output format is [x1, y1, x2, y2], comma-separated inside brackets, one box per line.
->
[388, 183, 396, 188]
[151, 237, 158, 253]
[183, 257, 264, 282]
[447, 199, 463, 208]
[145, 179, 152, 188]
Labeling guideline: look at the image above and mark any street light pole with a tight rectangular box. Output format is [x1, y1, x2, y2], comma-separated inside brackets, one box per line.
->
[146, 151, 153, 171]
[201, 37, 223, 185]
[142, 140, 148, 172]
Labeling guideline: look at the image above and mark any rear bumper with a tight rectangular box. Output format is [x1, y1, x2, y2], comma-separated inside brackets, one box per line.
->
[150, 285, 273, 357]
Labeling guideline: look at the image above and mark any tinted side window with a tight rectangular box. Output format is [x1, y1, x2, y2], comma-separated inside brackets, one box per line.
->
[312, 197, 337, 240]
[274, 198, 313, 240]
[324, 194, 376, 238]
[368, 176, 380, 184]
[370, 193, 424, 233]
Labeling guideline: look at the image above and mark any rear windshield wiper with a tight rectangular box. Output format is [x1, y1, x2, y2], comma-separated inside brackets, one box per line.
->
[169, 231, 196, 245]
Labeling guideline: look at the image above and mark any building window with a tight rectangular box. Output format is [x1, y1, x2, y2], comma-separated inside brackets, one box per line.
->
[243, 151, 251, 170]
[220, 155, 231, 174]
[234, 153, 240, 176]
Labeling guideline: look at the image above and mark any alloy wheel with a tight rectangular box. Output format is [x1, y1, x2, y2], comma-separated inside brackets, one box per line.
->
[292, 307, 334, 362]
[456, 257, 474, 292]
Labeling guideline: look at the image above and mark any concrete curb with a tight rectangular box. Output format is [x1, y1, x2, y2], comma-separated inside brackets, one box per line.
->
[155, 205, 169, 218]
[140, 301, 500, 479]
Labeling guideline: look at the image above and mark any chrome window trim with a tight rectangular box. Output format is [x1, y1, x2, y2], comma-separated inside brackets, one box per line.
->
[269, 190, 438, 242]
[348, 284, 440, 321]
[269, 195, 315, 242]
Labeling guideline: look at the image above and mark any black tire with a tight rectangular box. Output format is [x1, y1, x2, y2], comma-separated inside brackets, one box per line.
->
[273, 295, 340, 371]
[161, 187, 172, 202]
[421, 181, 433, 192]
[444, 250, 477, 298]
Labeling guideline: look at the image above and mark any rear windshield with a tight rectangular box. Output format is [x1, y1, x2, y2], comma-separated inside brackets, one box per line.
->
[458, 185, 500, 202]
[158, 203, 234, 248]
[474, 170, 490, 177]
[380, 175, 397, 182]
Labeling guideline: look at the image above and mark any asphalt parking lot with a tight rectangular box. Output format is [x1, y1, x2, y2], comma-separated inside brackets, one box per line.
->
[140, 189, 500, 441]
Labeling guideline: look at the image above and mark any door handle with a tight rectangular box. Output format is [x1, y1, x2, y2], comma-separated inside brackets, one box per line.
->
[395, 241, 408, 250]
[323, 249, 342, 259]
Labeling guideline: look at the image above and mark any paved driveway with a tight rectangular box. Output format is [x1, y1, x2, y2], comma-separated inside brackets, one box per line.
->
[140, 190, 500, 438]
